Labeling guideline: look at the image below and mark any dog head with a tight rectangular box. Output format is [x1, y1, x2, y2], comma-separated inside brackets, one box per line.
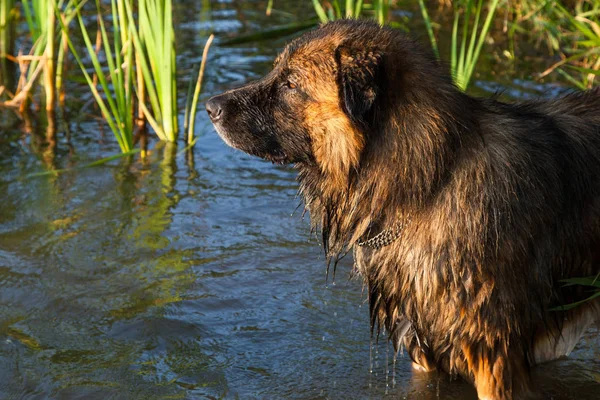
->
[207, 20, 396, 186]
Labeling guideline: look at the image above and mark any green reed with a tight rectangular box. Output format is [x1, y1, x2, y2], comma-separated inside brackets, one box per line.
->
[312, 0, 391, 25]
[22, 0, 48, 44]
[419, 0, 500, 91]
[22, 0, 54, 112]
[59, 0, 211, 153]
[61, 0, 135, 153]
[186, 34, 214, 146]
[16, 0, 78, 116]
[124, 0, 178, 143]
[0, 0, 16, 92]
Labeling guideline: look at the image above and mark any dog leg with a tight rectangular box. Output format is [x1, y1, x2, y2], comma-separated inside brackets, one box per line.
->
[462, 343, 534, 400]
[533, 299, 600, 365]
[411, 351, 437, 373]
[405, 335, 437, 373]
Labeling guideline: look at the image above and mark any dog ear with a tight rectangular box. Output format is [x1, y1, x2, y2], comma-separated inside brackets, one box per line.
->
[335, 44, 382, 121]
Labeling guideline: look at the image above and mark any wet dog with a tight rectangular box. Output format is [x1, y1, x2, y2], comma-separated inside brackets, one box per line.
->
[207, 19, 600, 399]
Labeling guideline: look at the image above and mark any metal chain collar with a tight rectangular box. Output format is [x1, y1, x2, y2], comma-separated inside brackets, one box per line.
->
[356, 216, 410, 250]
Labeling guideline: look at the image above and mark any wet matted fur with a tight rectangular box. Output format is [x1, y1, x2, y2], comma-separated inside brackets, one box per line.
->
[207, 19, 600, 400]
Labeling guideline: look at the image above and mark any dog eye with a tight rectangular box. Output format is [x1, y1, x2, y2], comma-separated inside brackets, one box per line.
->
[284, 80, 297, 90]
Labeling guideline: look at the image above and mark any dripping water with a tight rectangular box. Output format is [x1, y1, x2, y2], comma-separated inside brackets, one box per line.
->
[385, 329, 390, 395]
[392, 347, 398, 388]
[369, 336, 373, 389]
[369, 336, 374, 374]
[374, 341, 379, 378]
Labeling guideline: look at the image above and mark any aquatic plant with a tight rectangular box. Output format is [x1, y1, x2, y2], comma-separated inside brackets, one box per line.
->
[57, 0, 213, 154]
[0, 0, 16, 94]
[185, 34, 214, 146]
[419, 0, 501, 91]
[124, 0, 179, 143]
[417, 0, 439, 59]
[61, 0, 136, 153]
[312, 0, 392, 25]
[4, 0, 77, 119]
[22, 0, 56, 113]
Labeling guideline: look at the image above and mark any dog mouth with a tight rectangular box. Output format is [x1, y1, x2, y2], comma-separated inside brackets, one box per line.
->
[214, 125, 290, 165]
[264, 152, 289, 165]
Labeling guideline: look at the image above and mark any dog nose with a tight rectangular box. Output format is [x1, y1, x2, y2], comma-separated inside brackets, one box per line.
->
[206, 96, 224, 122]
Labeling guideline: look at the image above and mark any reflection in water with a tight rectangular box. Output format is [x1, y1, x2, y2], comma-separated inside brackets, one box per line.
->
[0, 138, 231, 398]
[0, 1, 598, 399]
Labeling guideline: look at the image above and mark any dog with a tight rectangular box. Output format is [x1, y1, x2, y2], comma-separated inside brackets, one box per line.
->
[206, 19, 600, 399]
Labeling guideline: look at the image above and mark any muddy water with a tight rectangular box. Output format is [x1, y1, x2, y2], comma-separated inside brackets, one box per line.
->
[0, 1, 598, 399]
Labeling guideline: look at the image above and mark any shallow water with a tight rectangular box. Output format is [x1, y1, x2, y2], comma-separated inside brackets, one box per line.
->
[0, 1, 598, 399]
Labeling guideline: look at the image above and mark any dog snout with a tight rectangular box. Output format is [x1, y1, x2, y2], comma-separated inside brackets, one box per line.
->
[206, 95, 225, 122]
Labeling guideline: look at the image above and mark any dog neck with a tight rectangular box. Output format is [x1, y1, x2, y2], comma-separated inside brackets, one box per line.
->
[296, 161, 413, 256]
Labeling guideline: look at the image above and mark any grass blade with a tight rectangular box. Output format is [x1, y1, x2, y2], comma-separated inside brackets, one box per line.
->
[417, 0, 439, 60]
[188, 34, 214, 145]
[312, 0, 329, 23]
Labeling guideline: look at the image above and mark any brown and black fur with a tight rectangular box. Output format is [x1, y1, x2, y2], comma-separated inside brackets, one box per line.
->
[206, 19, 600, 400]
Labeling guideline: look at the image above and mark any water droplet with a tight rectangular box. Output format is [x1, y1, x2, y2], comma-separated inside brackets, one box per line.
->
[386, 337, 390, 390]
[369, 337, 374, 374]
[393, 348, 398, 388]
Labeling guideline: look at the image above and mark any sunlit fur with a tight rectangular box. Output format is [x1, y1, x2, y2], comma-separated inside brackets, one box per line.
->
[208, 20, 600, 400]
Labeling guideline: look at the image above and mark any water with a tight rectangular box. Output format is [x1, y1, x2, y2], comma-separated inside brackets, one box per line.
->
[1, 1, 599, 399]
